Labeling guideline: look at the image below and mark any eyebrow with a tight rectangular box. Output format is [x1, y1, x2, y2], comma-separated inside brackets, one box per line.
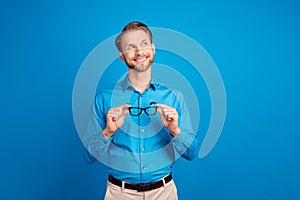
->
[125, 38, 150, 46]
[140, 39, 151, 44]
[123, 38, 151, 51]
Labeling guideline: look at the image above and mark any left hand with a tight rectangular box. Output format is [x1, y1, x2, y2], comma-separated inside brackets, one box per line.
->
[156, 104, 181, 137]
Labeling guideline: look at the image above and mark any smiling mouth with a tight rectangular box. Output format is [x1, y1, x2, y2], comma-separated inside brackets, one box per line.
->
[134, 57, 148, 63]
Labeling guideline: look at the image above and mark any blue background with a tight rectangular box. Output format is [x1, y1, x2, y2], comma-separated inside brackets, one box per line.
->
[1, 0, 299, 199]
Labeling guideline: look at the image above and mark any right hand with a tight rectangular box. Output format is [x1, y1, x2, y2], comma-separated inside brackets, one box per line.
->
[102, 104, 130, 138]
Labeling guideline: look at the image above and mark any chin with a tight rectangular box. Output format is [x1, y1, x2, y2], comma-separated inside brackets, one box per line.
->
[132, 64, 151, 72]
[126, 57, 154, 72]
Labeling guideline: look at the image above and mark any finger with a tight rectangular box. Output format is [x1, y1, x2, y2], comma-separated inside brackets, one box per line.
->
[156, 106, 163, 115]
[156, 104, 173, 109]
[107, 112, 117, 122]
[110, 113, 120, 121]
[156, 104, 168, 116]
[108, 111, 121, 121]
[166, 114, 178, 121]
[156, 104, 176, 115]
[156, 106, 168, 120]
[155, 104, 165, 111]
[121, 103, 131, 109]
[162, 107, 177, 116]
[108, 104, 131, 120]
[121, 104, 130, 116]
[166, 114, 172, 121]
[156, 104, 178, 123]
[156, 108, 167, 124]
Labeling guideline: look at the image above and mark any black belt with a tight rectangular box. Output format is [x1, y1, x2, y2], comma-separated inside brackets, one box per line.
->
[108, 173, 172, 192]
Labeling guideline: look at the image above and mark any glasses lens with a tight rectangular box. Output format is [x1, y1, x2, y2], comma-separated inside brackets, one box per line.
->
[145, 106, 157, 116]
[129, 107, 141, 116]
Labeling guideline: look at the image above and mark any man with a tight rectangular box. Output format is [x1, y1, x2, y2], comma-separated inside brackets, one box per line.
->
[84, 21, 200, 200]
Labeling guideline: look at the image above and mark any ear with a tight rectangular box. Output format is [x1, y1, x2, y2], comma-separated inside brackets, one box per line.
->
[152, 43, 156, 55]
[118, 51, 125, 62]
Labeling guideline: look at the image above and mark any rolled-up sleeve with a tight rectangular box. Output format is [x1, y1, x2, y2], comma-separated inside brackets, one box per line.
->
[82, 93, 112, 162]
[171, 91, 200, 160]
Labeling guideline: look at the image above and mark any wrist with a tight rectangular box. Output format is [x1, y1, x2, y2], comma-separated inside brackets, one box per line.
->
[170, 127, 181, 137]
[102, 128, 114, 138]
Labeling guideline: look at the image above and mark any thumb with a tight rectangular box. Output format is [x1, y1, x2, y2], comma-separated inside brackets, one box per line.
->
[121, 104, 131, 116]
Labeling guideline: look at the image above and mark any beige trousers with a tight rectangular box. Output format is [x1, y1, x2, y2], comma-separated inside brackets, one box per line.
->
[104, 179, 178, 200]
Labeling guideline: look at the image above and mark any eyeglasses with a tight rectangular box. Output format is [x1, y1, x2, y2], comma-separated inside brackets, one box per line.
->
[127, 102, 158, 116]
[128, 106, 158, 116]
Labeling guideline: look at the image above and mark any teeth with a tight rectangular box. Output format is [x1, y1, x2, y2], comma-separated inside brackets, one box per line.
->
[136, 57, 147, 62]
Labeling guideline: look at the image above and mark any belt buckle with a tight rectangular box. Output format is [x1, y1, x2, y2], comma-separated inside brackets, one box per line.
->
[137, 183, 152, 192]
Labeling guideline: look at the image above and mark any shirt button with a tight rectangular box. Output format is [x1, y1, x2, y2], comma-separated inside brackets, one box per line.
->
[141, 129, 145, 133]
[141, 147, 145, 151]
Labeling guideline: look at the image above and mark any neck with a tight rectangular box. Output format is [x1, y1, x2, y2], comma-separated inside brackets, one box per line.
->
[128, 68, 152, 93]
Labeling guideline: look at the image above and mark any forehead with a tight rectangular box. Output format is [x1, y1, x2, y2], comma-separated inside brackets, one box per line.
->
[121, 30, 151, 45]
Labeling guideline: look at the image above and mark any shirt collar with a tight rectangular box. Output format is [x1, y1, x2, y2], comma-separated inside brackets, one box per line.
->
[120, 75, 157, 91]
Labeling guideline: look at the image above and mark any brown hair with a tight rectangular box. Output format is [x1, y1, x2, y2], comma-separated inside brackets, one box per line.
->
[115, 21, 153, 52]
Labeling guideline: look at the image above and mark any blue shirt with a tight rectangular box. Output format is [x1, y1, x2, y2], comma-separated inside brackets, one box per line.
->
[83, 77, 200, 184]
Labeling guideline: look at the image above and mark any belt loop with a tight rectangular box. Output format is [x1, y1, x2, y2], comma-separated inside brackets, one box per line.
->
[121, 181, 125, 192]
[162, 177, 166, 187]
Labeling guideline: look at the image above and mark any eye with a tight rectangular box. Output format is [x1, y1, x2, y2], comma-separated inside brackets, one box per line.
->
[142, 41, 148, 46]
[127, 45, 135, 50]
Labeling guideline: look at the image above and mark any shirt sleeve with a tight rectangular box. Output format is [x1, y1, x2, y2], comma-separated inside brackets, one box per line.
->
[81, 93, 112, 163]
[171, 90, 200, 161]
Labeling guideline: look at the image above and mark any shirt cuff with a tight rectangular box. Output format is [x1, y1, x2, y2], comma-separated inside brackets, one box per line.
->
[171, 129, 194, 155]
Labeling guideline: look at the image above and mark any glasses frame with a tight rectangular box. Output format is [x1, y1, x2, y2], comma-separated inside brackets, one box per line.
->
[127, 106, 158, 116]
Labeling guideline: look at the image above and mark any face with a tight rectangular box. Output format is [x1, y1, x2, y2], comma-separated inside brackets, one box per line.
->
[119, 30, 155, 72]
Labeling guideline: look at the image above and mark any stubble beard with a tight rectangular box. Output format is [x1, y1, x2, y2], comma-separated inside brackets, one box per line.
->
[125, 56, 154, 73]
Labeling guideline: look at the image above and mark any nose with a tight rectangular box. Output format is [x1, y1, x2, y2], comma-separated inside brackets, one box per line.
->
[135, 46, 143, 55]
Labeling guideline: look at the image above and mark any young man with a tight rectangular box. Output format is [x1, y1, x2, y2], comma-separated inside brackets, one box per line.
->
[85, 21, 200, 200]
